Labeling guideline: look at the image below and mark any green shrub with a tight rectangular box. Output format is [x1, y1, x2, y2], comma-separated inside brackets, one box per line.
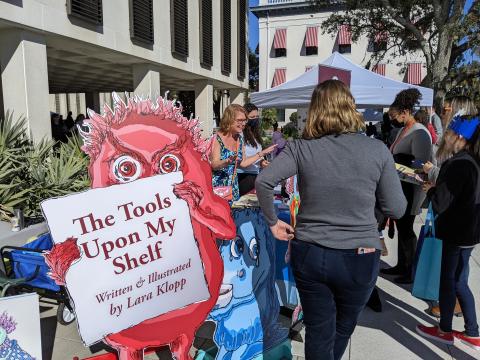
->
[0, 112, 90, 224]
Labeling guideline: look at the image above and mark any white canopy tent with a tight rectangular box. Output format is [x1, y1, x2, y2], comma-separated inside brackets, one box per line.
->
[251, 52, 433, 109]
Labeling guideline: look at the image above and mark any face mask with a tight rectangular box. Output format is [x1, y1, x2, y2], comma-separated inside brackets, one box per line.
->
[248, 117, 260, 127]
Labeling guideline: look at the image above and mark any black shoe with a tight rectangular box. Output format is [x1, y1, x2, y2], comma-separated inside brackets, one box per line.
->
[380, 266, 405, 276]
[367, 288, 382, 312]
[394, 275, 413, 284]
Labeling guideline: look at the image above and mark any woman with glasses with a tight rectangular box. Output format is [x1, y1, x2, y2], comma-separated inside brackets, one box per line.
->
[237, 103, 271, 196]
[210, 104, 276, 202]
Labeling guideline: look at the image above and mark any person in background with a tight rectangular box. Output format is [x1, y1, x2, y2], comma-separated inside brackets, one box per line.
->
[238, 103, 270, 196]
[381, 112, 393, 146]
[210, 104, 276, 203]
[65, 111, 75, 132]
[272, 122, 287, 158]
[414, 109, 435, 144]
[366, 122, 378, 138]
[424, 95, 478, 185]
[427, 106, 443, 144]
[256, 80, 406, 360]
[416, 114, 480, 350]
[381, 88, 432, 284]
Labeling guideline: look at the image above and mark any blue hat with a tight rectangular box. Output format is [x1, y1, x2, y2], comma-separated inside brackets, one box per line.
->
[448, 115, 480, 140]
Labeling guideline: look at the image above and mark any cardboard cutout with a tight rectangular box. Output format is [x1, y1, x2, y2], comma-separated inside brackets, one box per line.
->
[0, 293, 41, 359]
[42, 94, 236, 360]
[208, 209, 289, 360]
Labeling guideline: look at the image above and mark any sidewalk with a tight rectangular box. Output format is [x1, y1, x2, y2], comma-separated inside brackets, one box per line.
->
[43, 212, 480, 359]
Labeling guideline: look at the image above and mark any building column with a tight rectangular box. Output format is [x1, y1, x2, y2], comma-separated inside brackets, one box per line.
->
[194, 80, 214, 138]
[0, 30, 51, 142]
[229, 88, 245, 106]
[85, 92, 101, 114]
[133, 64, 161, 99]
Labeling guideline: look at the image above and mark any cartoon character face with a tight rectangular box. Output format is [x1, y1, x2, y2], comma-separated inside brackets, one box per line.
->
[215, 210, 272, 309]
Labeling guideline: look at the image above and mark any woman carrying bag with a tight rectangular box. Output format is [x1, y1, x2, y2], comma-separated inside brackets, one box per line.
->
[416, 114, 480, 350]
[210, 104, 276, 202]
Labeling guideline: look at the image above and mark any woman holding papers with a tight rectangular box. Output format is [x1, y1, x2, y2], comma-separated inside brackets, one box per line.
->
[381, 89, 432, 284]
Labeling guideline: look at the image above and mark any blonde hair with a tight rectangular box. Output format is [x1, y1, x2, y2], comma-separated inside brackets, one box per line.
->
[303, 80, 365, 139]
[219, 104, 247, 134]
[442, 96, 477, 128]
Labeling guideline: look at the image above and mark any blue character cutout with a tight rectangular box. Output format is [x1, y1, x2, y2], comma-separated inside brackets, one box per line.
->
[209, 209, 289, 360]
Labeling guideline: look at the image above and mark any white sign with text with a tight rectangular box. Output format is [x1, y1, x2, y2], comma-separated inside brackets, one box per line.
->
[41, 172, 210, 345]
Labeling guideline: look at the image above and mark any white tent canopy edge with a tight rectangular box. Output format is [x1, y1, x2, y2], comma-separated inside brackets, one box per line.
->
[251, 52, 434, 109]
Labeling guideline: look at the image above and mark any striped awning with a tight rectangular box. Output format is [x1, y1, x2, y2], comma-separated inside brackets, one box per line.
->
[338, 25, 351, 45]
[305, 65, 313, 72]
[407, 63, 422, 85]
[273, 28, 287, 49]
[272, 68, 286, 88]
[305, 26, 318, 47]
[373, 63, 386, 76]
[374, 30, 388, 43]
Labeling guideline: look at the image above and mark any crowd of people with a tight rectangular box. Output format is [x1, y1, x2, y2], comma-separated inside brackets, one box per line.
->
[209, 80, 480, 359]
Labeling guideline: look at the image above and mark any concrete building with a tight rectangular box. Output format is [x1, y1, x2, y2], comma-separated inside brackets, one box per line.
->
[251, 0, 426, 122]
[0, 0, 249, 141]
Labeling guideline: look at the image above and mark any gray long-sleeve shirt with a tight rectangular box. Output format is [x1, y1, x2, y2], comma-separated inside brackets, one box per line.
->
[256, 133, 407, 250]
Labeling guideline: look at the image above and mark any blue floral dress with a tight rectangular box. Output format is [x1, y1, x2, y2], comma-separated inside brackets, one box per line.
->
[212, 135, 244, 202]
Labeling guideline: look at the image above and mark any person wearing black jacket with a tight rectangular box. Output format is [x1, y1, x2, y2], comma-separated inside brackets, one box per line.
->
[416, 114, 480, 351]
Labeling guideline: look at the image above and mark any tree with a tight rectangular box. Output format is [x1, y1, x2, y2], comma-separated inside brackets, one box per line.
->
[249, 47, 260, 92]
[315, 0, 480, 104]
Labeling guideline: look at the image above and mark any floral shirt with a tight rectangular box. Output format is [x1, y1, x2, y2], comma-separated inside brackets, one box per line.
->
[212, 135, 244, 202]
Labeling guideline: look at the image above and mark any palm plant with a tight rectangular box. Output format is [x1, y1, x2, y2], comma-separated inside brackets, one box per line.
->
[0, 112, 90, 223]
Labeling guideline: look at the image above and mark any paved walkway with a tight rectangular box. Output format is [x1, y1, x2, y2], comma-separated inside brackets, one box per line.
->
[42, 212, 480, 359]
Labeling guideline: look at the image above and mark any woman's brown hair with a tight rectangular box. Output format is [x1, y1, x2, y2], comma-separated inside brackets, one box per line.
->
[303, 80, 365, 139]
[219, 104, 247, 134]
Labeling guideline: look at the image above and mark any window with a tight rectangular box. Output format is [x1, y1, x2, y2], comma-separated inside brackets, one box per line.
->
[67, 0, 103, 25]
[373, 41, 387, 52]
[221, 0, 232, 74]
[129, 0, 154, 45]
[237, 0, 247, 80]
[306, 46, 318, 56]
[275, 48, 287, 57]
[338, 44, 351, 54]
[171, 0, 189, 59]
[273, 28, 287, 58]
[200, 0, 213, 67]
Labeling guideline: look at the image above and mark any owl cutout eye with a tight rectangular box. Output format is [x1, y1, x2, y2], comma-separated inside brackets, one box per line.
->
[159, 154, 180, 174]
[113, 155, 142, 183]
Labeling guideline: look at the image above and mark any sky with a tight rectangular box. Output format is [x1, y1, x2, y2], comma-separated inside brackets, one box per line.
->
[248, 0, 259, 50]
[248, 0, 477, 62]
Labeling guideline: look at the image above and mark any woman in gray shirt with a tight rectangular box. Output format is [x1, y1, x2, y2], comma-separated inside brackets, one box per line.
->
[382, 89, 432, 284]
[256, 80, 406, 360]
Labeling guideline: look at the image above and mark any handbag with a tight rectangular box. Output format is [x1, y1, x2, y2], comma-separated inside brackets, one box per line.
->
[412, 203, 442, 301]
[213, 138, 240, 201]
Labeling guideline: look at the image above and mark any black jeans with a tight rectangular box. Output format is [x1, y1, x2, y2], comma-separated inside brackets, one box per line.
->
[290, 240, 380, 360]
[396, 214, 417, 276]
[439, 243, 479, 336]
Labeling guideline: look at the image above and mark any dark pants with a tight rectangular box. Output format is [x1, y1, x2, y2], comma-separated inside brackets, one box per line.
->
[396, 214, 417, 276]
[238, 173, 257, 197]
[439, 243, 479, 336]
[290, 240, 380, 360]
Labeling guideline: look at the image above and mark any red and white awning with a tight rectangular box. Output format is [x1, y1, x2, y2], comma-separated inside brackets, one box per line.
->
[407, 63, 422, 85]
[373, 63, 386, 76]
[305, 26, 318, 47]
[338, 25, 351, 45]
[272, 68, 286, 88]
[273, 28, 287, 49]
[374, 30, 388, 43]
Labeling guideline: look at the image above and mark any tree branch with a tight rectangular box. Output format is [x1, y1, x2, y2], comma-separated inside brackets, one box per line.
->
[379, 0, 433, 66]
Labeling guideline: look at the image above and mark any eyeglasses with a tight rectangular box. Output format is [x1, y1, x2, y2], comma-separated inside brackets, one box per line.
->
[236, 119, 248, 123]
